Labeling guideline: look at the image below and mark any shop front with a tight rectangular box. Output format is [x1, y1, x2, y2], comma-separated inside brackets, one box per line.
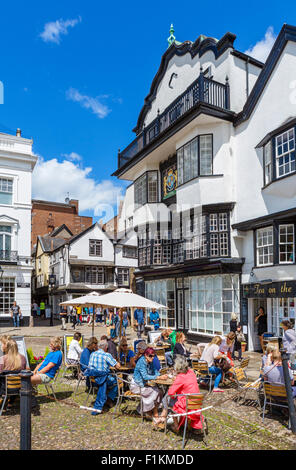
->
[243, 280, 296, 351]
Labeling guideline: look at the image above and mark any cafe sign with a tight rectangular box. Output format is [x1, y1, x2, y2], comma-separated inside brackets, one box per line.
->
[243, 281, 296, 298]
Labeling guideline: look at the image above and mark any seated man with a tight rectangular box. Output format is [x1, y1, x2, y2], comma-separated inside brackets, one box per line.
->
[101, 335, 118, 361]
[86, 339, 121, 415]
[80, 337, 98, 390]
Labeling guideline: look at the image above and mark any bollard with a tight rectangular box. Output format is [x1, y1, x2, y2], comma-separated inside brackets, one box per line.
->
[20, 370, 33, 450]
[280, 348, 296, 433]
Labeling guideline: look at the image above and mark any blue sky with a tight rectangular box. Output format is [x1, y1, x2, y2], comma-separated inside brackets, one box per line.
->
[0, 0, 293, 221]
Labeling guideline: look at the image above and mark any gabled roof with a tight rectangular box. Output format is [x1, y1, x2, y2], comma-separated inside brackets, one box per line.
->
[234, 24, 296, 127]
[37, 235, 66, 254]
[134, 32, 237, 135]
[67, 221, 115, 246]
[50, 224, 73, 238]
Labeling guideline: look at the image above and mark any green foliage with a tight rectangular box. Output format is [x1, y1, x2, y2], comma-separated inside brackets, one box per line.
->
[26, 348, 34, 364]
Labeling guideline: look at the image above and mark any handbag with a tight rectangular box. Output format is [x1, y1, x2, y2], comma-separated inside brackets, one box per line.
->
[236, 331, 245, 342]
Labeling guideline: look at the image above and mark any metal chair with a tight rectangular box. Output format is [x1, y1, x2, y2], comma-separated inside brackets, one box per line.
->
[262, 381, 291, 426]
[0, 374, 21, 416]
[43, 367, 61, 401]
[112, 372, 144, 421]
[192, 361, 215, 392]
[232, 366, 262, 408]
[165, 392, 208, 449]
[74, 364, 88, 396]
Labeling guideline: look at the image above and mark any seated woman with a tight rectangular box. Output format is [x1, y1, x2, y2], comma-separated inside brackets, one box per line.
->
[219, 332, 236, 367]
[173, 332, 191, 361]
[67, 332, 83, 365]
[134, 341, 161, 371]
[0, 337, 29, 408]
[31, 337, 63, 387]
[118, 338, 136, 368]
[200, 336, 225, 392]
[167, 355, 205, 433]
[263, 349, 296, 397]
[130, 347, 168, 428]
[0, 337, 27, 371]
[281, 320, 296, 358]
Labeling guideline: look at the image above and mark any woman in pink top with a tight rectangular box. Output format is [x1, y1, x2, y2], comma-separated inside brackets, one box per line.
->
[168, 355, 204, 432]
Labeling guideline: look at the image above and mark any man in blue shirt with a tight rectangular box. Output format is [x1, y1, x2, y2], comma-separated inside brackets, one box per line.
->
[134, 308, 145, 339]
[80, 337, 98, 391]
[86, 340, 121, 415]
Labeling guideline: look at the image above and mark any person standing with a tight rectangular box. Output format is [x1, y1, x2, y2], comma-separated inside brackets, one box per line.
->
[10, 301, 21, 328]
[71, 307, 78, 330]
[60, 306, 67, 331]
[229, 313, 243, 361]
[149, 309, 160, 331]
[32, 301, 38, 318]
[255, 307, 267, 352]
[134, 308, 145, 339]
[39, 300, 45, 319]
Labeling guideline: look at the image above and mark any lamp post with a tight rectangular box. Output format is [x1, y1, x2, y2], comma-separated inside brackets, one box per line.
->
[48, 274, 56, 327]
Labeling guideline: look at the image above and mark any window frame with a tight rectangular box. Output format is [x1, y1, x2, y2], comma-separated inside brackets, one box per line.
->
[278, 223, 295, 264]
[255, 226, 274, 267]
[89, 239, 103, 257]
[134, 171, 159, 209]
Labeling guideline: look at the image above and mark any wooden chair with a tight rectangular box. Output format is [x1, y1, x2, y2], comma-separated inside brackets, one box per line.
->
[160, 368, 170, 376]
[192, 361, 215, 391]
[112, 372, 144, 421]
[165, 392, 207, 449]
[262, 382, 291, 426]
[0, 374, 21, 416]
[240, 357, 250, 369]
[232, 366, 262, 408]
[83, 376, 99, 406]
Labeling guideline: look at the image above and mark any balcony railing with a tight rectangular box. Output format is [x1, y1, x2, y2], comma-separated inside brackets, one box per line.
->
[118, 73, 230, 169]
[0, 250, 18, 262]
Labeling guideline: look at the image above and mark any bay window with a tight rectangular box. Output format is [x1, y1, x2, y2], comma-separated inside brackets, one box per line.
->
[134, 171, 158, 208]
[276, 128, 295, 178]
[177, 134, 213, 185]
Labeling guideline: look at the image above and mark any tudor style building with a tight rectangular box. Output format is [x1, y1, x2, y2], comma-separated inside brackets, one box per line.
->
[114, 24, 296, 349]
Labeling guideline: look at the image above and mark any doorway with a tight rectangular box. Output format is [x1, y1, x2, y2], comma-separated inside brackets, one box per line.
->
[176, 278, 189, 332]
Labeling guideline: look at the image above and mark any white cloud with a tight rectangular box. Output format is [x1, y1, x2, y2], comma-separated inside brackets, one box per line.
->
[245, 26, 276, 62]
[40, 17, 81, 44]
[32, 156, 126, 221]
[66, 88, 111, 119]
[62, 152, 82, 162]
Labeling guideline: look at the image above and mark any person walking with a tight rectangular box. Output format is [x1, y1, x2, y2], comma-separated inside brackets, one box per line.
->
[39, 300, 45, 319]
[10, 301, 21, 328]
[32, 301, 38, 318]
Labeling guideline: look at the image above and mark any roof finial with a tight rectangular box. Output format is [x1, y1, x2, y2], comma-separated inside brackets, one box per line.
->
[167, 23, 176, 48]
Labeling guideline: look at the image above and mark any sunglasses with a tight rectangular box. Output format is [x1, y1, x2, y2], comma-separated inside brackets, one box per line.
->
[148, 354, 155, 358]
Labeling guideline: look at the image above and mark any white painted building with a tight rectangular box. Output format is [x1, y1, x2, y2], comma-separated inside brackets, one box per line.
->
[0, 129, 37, 325]
[114, 24, 296, 349]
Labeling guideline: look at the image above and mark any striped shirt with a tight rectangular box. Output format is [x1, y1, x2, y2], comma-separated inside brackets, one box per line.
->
[88, 349, 117, 373]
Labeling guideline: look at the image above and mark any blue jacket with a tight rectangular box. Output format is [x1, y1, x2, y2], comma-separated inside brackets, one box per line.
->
[133, 355, 159, 387]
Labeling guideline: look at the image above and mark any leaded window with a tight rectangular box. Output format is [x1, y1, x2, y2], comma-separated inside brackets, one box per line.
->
[177, 135, 213, 185]
[276, 128, 295, 178]
[279, 224, 294, 263]
[134, 171, 158, 208]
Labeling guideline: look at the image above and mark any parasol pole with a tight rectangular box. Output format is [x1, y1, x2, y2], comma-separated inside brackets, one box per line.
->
[92, 303, 95, 337]
[118, 308, 123, 340]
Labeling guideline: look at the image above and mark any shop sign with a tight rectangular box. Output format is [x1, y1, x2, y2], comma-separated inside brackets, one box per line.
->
[17, 282, 30, 288]
[243, 281, 296, 298]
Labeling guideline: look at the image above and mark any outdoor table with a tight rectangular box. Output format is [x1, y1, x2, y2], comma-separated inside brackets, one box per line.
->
[148, 344, 171, 350]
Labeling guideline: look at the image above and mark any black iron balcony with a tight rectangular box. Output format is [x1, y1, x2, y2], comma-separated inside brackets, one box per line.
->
[117, 73, 230, 170]
[0, 250, 18, 262]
